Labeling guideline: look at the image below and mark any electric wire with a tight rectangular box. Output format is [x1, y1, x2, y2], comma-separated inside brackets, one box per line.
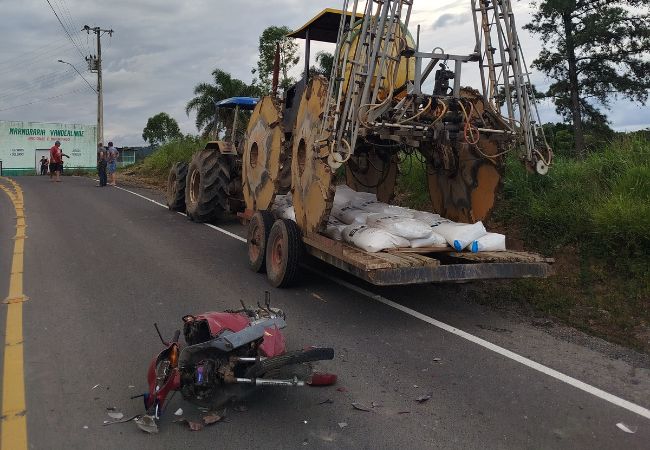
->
[0, 87, 88, 112]
[44, 0, 86, 60]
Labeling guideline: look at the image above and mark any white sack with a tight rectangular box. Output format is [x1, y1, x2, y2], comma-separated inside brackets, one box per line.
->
[470, 232, 506, 252]
[324, 216, 346, 241]
[410, 231, 448, 248]
[271, 194, 295, 221]
[342, 224, 410, 253]
[334, 184, 376, 207]
[332, 205, 371, 225]
[432, 221, 487, 251]
[366, 214, 432, 240]
[412, 210, 443, 226]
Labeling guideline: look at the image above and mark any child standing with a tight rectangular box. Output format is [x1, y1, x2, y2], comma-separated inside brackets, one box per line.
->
[97, 151, 108, 187]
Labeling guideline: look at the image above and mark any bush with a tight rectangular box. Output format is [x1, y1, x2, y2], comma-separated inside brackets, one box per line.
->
[131, 135, 206, 177]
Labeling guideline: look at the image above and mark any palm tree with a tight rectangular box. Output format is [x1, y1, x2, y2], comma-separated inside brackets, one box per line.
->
[185, 68, 260, 138]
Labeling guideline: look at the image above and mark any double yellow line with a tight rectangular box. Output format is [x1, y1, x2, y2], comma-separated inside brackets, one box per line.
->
[0, 177, 27, 450]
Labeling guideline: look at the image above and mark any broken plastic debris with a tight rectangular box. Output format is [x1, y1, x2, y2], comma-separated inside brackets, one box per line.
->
[415, 393, 432, 403]
[371, 401, 381, 408]
[203, 413, 223, 425]
[616, 422, 637, 434]
[338, 422, 348, 429]
[352, 402, 371, 412]
[107, 412, 124, 420]
[174, 408, 183, 416]
[135, 415, 159, 434]
[91, 384, 100, 390]
[432, 358, 442, 363]
[174, 418, 204, 431]
[128, 385, 135, 389]
[83, 425, 88, 429]
[319, 399, 333, 405]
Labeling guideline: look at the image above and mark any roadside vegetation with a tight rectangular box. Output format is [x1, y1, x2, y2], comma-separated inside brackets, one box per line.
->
[396, 132, 650, 352]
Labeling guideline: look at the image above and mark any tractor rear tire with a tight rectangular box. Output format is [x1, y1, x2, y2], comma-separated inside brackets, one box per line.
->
[247, 210, 275, 273]
[166, 162, 188, 211]
[185, 150, 230, 222]
[265, 219, 303, 288]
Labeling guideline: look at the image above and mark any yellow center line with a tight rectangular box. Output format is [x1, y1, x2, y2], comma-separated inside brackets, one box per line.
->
[0, 177, 27, 450]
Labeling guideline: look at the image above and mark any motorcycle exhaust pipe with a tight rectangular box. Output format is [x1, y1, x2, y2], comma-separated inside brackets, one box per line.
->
[235, 377, 305, 387]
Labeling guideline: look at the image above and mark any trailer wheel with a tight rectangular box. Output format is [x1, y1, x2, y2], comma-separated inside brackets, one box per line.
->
[265, 219, 303, 288]
[247, 210, 275, 273]
[166, 162, 188, 211]
[185, 150, 230, 222]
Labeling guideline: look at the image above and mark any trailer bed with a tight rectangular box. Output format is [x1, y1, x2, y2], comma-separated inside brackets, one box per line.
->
[303, 233, 553, 286]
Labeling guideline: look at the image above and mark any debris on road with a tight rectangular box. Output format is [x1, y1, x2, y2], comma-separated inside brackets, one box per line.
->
[336, 387, 347, 392]
[352, 402, 371, 412]
[135, 415, 159, 434]
[616, 422, 637, 434]
[203, 411, 225, 426]
[174, 408, 183, 416]
[319, 399, 333, 405]
[432, 358, 442, 363]
[107, 411, 124, 420]
[91, 384, 100, 390]
[415, 393, 432, 403]
[103, 414, 140, 426]
[371, 401, 381, 408]
[174, 418, 204, 431]
[338, 422, 348, 429]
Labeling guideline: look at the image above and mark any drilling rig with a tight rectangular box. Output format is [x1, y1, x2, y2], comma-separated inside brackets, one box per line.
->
[167, 1, 554, 288]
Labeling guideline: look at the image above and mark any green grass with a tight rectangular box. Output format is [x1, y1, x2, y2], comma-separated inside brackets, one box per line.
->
[127, 136, 207, 178]
[396, 137, 650, 351]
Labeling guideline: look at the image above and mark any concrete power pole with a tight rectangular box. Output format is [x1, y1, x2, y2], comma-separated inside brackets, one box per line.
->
[83, 25, 114, 145]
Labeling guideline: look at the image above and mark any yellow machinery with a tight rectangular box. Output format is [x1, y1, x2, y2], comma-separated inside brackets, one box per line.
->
[168, 3, 554, 288]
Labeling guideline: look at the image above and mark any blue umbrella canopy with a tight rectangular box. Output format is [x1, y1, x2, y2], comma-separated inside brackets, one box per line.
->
[214, 97, 259, 110]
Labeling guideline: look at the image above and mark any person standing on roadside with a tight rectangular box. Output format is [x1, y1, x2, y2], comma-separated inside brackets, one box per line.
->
[49, 140, 63, 182]
[39, 156, 48, 175]
[97, 150, 108, 187]
[107, 141, 119, 186]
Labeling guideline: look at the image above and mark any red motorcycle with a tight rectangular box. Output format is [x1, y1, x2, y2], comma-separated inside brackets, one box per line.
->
[135, 293, 335, 433]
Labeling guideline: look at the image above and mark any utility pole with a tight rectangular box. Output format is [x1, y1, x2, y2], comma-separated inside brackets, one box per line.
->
[83, 25, 114, 145]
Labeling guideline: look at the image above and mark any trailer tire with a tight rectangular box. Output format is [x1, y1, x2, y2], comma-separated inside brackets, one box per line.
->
[166, 162, 188, 211]
[265, 219, 303, 288]
[247, 210, 275, 273]
[185, 150, 230, 222]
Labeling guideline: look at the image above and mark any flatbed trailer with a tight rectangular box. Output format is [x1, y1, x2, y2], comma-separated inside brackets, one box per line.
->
[246, 209, 553, 287]
[302, 232, 553, 286]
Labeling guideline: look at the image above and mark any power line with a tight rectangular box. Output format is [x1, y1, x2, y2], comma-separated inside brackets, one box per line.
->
[44, 0, 86, 60]
[54, 0, 89, 55]
[0, 88, 88, 112]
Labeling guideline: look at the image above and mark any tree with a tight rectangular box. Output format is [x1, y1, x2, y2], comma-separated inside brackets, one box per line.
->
[311, 51, 334, 78]
[525, 1, 650, 158]
[252, 26, 300, 93]
[185, 68, 260, 138]
[142, 112, 181, 145]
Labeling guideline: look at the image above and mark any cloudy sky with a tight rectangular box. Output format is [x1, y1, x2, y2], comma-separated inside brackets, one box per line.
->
[1, 0, 648, 146]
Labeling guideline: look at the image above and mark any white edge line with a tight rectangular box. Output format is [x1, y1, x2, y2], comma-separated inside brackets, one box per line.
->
[115, 183, 650, 421]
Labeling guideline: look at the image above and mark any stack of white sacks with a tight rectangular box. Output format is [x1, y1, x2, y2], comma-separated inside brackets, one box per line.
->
[271, 185, 506, 254]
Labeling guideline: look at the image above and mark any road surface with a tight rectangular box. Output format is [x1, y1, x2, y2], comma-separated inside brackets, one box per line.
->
[1, 175, 649, 449]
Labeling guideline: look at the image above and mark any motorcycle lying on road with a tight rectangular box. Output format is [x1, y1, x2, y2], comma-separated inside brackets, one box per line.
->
[135, 293, 336, 433]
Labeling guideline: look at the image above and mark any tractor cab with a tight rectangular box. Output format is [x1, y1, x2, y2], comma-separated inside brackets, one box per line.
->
[203, 96, 259, 155]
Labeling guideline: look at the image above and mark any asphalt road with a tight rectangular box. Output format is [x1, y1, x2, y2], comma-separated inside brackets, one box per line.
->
[1, 175, 649, 449]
